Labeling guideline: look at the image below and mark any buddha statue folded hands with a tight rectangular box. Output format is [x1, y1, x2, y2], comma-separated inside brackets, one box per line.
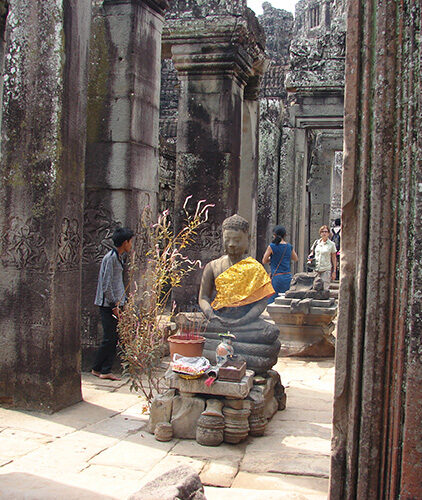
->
[197, 214, 281, 374]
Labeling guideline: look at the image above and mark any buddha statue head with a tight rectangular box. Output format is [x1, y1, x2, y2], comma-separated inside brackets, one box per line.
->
[222, 214, 249, 261]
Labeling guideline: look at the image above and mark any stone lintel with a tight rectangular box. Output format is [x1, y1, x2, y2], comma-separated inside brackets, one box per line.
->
[103, 0, 169, 16]
[286, 82, 345, 94]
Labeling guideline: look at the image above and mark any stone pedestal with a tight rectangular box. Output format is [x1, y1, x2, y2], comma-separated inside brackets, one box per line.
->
[222, 407, 251, 444]
[0, 1, 91, 411]
[82, 0, 168, 368]
[147, 389, 175, 434]
[167, 369, 254, 399]
[196, 414, 225, 447]
[148, 369, 285, 446]
[267, 273, 337, 357]
[154, 422, 173, 442]
[247, 390, 267, 437]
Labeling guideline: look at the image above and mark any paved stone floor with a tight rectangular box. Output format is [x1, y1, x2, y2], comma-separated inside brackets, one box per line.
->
[0, 357, 334, 499]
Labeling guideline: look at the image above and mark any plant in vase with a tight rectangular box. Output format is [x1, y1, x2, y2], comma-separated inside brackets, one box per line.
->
[118, 197, 214, 405]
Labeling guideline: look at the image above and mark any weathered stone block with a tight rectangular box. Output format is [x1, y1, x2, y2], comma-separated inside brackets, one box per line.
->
[129, 465, 205, 500]
[171, 394, 205, 439]
[167, 371, 254, 399]
[147, 389, 175, 434]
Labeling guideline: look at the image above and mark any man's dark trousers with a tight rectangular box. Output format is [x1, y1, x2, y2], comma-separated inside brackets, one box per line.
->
[93, 307, 118, 374]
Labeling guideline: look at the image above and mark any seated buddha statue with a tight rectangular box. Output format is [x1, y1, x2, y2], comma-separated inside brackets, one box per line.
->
[198, 214, 281, 374]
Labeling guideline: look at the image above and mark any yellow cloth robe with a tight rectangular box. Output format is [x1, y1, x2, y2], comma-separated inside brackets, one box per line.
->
[211, 257, 275, 310]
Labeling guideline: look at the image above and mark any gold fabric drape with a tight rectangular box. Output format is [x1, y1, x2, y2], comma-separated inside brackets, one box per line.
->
[211, 257, 274, 310]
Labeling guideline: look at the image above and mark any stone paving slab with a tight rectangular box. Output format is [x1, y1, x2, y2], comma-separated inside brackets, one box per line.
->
[83, 412, 146, 439]
[170, 438, 246, 462]
[200, 458, 240, 487]
[0, 428, 54, 463]
[1, 428, 120, 475]
[276, 407, 333, 424]
[231, 471, 329, 495]
[89, 430, 176, 472]
[241, 450, 330, 478]
[204, 486, 309, 499]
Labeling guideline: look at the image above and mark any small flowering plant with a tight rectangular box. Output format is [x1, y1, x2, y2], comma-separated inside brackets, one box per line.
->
[118, 197, 214, 405]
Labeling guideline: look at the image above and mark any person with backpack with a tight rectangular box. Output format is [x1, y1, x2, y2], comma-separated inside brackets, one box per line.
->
[262, 225, 298, 303]
[331, 218, 341, 280]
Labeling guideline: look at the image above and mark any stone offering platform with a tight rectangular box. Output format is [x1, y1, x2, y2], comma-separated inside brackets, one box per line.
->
[0, 357, 333, 499]
[148, 369, 285, 446]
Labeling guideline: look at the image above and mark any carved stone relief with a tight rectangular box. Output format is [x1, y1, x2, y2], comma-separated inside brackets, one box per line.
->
[83, 192, 121, 264]
[189, 222, 222, 257]
[1, 217, 48, 270]
[57, 217, 80, 271]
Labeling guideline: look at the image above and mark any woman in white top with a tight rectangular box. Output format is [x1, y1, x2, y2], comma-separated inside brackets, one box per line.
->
[309, 225, 337, 288]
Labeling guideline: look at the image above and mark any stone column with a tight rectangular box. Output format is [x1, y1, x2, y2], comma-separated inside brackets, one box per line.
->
[82, 0, 168, 367]
[239, 78, 262, 258]
[308, 131, 343, 238]
[330, 0, 421, 497]
[163, 4, 266, 306]
[0, 1, 92, 411]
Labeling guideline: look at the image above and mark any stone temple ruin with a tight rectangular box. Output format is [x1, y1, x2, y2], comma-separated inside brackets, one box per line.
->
[0, 0, 420, 497]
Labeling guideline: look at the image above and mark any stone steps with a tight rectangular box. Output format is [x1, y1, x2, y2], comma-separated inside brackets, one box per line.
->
[329, 281, 339, 299]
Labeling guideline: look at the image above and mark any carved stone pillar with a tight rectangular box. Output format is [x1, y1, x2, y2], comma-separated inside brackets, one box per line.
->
[330, 0, 421, 497]
[163, 3, 266, 306]
[308, 131, 343, 240]
[240, 77, 264, 258]
[82, 0, 168, 367]
[0, 1, 92, 411]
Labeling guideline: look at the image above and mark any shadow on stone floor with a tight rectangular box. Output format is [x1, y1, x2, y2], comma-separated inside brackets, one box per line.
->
[0, 472, 114, 499]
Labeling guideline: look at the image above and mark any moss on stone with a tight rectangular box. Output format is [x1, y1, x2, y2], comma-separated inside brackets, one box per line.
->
[86, 16, 111, 145]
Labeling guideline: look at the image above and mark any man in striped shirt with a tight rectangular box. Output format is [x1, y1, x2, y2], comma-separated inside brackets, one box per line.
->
[91, 227, 134, 380]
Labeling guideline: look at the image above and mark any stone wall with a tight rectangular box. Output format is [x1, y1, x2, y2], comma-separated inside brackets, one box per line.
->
[0, 0, 91, 411]
[330, 0, 422, 497]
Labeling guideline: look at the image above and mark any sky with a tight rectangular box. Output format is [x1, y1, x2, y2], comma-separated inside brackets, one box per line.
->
[247, 0, 297, 15]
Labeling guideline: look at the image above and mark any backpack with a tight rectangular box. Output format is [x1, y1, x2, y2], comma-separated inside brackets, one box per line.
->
[331, 229, 341, 252]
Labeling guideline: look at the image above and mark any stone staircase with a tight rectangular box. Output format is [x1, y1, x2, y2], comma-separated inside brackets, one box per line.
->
[329, 280, 339, 300]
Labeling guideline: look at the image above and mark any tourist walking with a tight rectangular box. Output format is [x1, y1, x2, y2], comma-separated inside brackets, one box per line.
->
[91, 227, 134, 381]
[308, 225, 337, 289]
[331, 218, 341, 280]
[262, 225, 298, 304]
